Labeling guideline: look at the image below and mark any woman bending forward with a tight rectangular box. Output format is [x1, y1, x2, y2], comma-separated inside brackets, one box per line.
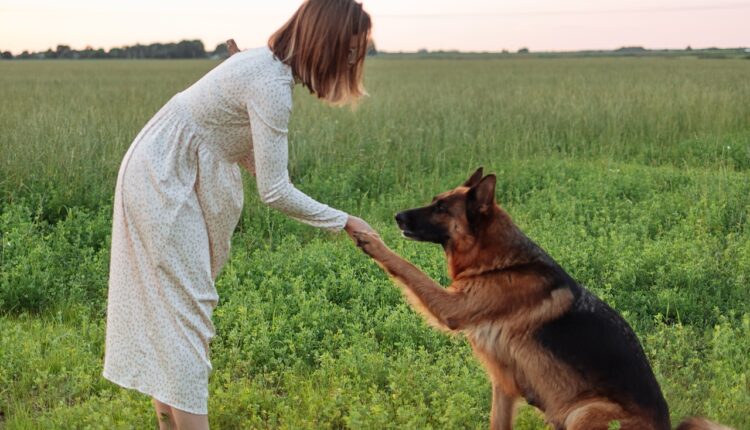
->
[103, 1, 373, 428]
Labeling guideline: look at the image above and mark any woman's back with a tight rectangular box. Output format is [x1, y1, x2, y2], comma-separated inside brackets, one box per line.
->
[171, 46, 294, 163]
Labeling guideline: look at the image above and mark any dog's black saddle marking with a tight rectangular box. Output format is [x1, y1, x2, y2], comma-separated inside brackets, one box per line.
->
[535, 285, 671, 430]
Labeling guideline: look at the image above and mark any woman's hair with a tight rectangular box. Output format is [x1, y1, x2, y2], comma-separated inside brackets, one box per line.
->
[269, 0, 372, 106]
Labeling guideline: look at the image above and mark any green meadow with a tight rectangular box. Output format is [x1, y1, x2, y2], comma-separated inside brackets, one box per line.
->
[0, 57, 748, 429]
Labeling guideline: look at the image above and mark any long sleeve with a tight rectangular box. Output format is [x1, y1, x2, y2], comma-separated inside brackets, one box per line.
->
[246, 79, 349, 232]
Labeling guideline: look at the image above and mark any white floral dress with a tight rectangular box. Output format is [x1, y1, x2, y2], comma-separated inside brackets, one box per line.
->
[103, 46, 348, 414]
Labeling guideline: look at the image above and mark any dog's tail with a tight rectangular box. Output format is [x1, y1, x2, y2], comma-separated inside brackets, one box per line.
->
[675, 417, 734, 430]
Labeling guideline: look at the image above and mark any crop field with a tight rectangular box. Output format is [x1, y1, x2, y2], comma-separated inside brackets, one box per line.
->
[0, 57, 749, 429]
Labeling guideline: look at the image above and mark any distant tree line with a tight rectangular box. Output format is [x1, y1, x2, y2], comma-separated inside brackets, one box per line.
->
[2, 40, 220, 60]
[388, 46, 750, 60]
[1, 39, 379, 60]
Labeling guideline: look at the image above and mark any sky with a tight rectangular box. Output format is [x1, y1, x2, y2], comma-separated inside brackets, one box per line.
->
[1, 0, 749, 55]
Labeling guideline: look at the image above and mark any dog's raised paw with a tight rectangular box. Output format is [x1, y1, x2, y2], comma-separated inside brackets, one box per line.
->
[352, 232, 386, 257]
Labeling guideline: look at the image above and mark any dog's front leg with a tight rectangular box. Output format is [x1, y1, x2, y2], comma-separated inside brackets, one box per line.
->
[354, 232, 471, 330]
[490, 384, 515, 430]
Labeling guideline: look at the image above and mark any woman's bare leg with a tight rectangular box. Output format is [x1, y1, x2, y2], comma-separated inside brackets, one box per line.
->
[171, 407, 209, 430]
[153, 398, 176, 430]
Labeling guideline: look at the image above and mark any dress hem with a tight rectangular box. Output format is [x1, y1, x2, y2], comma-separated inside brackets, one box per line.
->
[102, 370, 208, 415]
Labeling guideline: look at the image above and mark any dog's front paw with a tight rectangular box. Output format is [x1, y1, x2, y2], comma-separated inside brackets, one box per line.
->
[352, 231, 389, 259]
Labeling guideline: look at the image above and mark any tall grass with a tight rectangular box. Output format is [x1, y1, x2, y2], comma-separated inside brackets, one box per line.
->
[0, 58, 748, 429]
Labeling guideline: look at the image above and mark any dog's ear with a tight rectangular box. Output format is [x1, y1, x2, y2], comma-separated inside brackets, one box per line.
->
[462, 167, 484, 187]
[467, 174, 496, 218]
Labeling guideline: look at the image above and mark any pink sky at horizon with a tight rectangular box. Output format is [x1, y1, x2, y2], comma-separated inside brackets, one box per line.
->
[1, 0, 748, 55]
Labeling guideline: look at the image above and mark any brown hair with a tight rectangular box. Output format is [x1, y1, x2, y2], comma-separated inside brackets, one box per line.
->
[269, 0, 372, 106]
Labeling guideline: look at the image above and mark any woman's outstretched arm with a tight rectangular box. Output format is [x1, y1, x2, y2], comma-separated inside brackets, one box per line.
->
[246, 79, 349, 231]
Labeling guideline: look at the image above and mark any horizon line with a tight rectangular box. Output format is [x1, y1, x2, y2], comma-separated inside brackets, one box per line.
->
[5, 43, 749, 57]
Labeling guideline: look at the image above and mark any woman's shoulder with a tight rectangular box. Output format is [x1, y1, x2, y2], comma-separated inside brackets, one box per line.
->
[231, 46, 271, 61]
[237, 48, 293, 120]
[208, 46, 293, 116]
[231, 46, 292, 81]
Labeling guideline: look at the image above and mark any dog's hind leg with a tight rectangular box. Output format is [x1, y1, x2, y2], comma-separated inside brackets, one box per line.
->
[564, 400, 656, 430]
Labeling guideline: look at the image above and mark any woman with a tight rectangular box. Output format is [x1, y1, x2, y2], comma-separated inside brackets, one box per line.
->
[102, 1, 374, 428]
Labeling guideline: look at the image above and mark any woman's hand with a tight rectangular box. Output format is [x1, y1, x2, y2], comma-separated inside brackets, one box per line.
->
[226, 39, 241, 56]
[346, 218, 391, 261]
[344, 216, 378, 241]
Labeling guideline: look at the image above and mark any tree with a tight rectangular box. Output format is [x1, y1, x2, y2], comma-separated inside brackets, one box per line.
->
[615, 46, 646, 53]
[108, 47, 125, 59]
[79, 46, 96, 59]
[212, 42, 229, 58]
[56, 45, 73, 59]
[175, 40, 205, 58]
[1, 51, 13, 60]
[517, 47, 529, 54]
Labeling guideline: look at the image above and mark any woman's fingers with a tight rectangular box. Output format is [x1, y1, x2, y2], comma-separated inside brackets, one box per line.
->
[226, 39, 240, 56]
[345, 216, 379, 237]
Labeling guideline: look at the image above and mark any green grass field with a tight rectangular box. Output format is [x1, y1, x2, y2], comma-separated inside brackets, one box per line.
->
[1, 57, 749, 429]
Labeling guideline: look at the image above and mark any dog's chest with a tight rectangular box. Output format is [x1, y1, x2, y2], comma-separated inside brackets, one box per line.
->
[464, 321, 528, 365]
[464, 321, 547, 406]
[464, 321, 525, 369]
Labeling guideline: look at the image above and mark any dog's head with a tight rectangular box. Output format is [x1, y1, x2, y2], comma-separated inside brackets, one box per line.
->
[395, 167, 505, 251]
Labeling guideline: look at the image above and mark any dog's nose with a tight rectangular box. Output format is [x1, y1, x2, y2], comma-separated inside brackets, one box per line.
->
[395, 212, 407, 225]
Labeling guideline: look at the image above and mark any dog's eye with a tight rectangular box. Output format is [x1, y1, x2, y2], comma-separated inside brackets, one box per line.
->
[434, 201, 448, 213]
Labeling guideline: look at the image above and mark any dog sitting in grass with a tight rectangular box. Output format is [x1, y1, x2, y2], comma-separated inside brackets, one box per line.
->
[353, 168, 731, 430]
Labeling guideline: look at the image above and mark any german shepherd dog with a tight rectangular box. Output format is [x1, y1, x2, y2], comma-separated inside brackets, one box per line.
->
[353, 168, 731, 430]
